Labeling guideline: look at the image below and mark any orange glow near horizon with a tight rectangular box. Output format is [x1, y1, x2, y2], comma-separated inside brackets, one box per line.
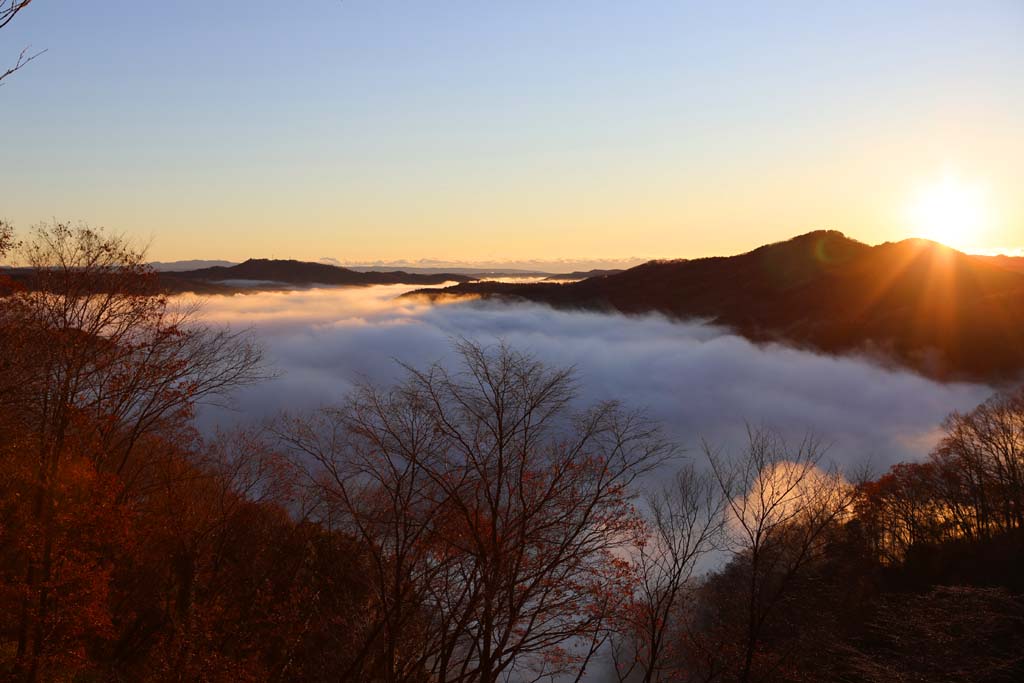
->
[3, 4, 1023, 264]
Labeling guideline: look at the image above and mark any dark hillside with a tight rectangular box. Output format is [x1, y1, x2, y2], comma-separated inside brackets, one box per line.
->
[172, 258, 474, 287]
[410, 231, 1024, 382]
[4, 258, 476, 296]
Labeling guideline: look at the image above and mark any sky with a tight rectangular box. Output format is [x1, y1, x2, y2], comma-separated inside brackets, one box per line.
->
[2, 1, 1022, 263]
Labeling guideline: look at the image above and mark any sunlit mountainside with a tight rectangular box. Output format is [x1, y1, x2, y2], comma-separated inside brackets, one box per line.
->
[412, 231, 1024, 382]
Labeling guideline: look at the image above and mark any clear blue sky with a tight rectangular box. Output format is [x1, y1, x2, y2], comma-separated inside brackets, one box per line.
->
[2, 1, 1022, 261]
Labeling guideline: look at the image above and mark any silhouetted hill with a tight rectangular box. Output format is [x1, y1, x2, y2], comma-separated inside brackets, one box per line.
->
[149, 260, 237, 272]
[162, 258, 475, 293]
[410, 231, 1024, 382]
[543, 269, 625, 281]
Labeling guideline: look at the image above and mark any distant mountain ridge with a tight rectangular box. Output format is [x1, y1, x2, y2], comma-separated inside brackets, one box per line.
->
[149, 260, 237, 272]
[410, 231, 1024, 383]
[338, 257, 647, 273]
[543, 269, 625, 281]
[346, 266, 552, 277]
[160, 258, 475, 293]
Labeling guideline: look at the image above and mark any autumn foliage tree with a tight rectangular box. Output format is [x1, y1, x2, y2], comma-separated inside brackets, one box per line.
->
[854, 387, 1024, 569]
[0, 223, 264, 681]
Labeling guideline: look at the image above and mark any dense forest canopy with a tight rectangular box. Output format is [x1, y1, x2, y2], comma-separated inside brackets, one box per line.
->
[1, 224, 1023, 682]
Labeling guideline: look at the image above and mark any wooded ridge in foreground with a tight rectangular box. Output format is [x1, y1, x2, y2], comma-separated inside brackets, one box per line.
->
[410, 231, 1024, 383]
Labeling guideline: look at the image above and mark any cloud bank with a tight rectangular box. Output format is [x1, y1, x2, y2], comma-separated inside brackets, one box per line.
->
[189, 284, 995, 472]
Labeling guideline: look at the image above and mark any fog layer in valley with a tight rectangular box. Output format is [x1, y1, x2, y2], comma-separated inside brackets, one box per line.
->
[192, 284, 994, 470]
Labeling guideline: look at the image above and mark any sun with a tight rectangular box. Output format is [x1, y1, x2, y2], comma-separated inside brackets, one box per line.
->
[905, 171, 990, 250]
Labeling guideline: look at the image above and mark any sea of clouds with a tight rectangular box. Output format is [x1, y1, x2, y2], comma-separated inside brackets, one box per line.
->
[188, 284, 995, 474]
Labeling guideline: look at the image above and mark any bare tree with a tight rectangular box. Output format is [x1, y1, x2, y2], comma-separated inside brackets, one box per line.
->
[704, 427, 855, 683]
[278, 340, 671, 683]
[0, 219, 16, 298]
[0, 219, 15, 255]
[931, 388, 1024, 538]
[610, 464, 724, 683]
[1, 1, 44, 85]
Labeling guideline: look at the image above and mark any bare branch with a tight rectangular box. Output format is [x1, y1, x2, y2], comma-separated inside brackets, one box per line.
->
[0, 1, 42, 85]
